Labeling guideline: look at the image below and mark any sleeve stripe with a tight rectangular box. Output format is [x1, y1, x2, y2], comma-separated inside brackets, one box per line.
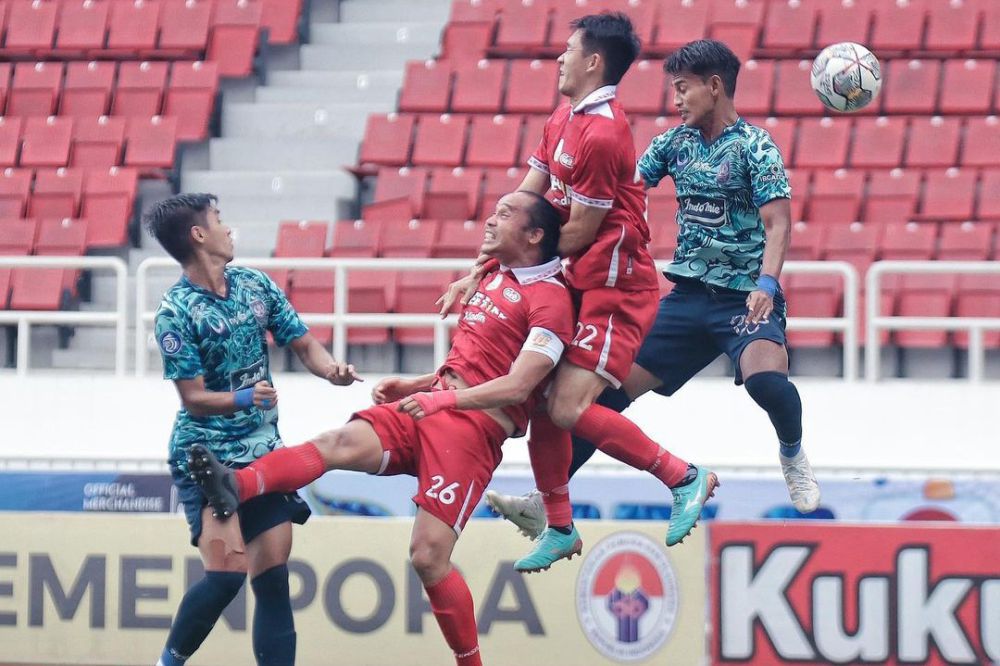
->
[527, 155, 550, 174]
[569, 189, 613, 209]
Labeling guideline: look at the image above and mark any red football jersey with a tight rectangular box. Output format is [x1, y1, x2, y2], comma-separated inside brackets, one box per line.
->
[440, 258, 574, 436]
[528, 85, 659, 292]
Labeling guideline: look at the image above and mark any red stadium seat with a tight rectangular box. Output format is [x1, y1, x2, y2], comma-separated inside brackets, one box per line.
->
[372, 166, 429, 217]
[380, 218, 440, 257]
[504, 59, 557, 114]
[4, 0, 57, 54]
[165, 61, 220, 142]
[60, 61, 115, 118]
[363, 197, 418, 227]
[394, 270, 457, 344]
[328, 219, 381, 257]
[123, 116, 178, 170]
[882, 60, 940, 115]
[55, 0, 110, 53]
[871, 0, 926, 51]
[977, 171, 1000, 220]
[425, 167, 483, 219]
[761, 0, 818, 51]
[904, 116, 960, 168]
[773, 60, 823, 115]
[807, 168, 865, 224]
[449, 0, 499, 23]
[654, 0, 708, 50]
[451, 60, 505, 113]
[823, 222, 881, 279]
[880, 221, 937, 260]
[440, 23, 493, 63]
[0, 118, 23, 169]
[736, 60, 775, 117]
[960, 116, 1000, 168]
[411, 114, 469, 167]
[466, 114, 521, 168]
[432, 219, 484, 258]
[632, 116, 676, 156]
[8, 62, 63, 117]
[276, 219, 328, 257]
[816, 0, 873, 47]
[787, 222, 824, 260]
[345, 271, 393, 345]
[113, 61, 168, 119]
[358, 113, 416, 168]
[496, 1, 550, 51]
[482, 166, 526, 211]
[918, 168, 976, 221]
[70, 115, 125, 168]
[938, 221, 994, 259]
[784, 168, 809, 221]
[34, 216, 87, 297]
[618, 0, 656, 45]
[616, 60, 665, 116]
[81, 167, 137, 248]
[983, 2, 1000, 51]
[894, 290, 953, 347]
[784, 272, 841, 347]
[9, 263, 64, 310]
[20, 116, 73, 168]
[399, 60, 452, 114]
[864, 168, 920, 224]
[794, 118, 850, 169]
[850, 116, 905, 169]
[517, 114, 548, 165]
[29, 167, 83, 218]
[0, 63, 11, 113]
[954, 292, 1000, 349]
[261, 0, 302, 45]
[750, 117, 795, 165]
[707, 0, 765, 62]
[208, 0, 263, 78]
[0, 168, 32, 218]
[107, 0, 160, 54]
[158, 0, 212, 53]
[288, 285, 333, 344]
[0, 218, 35, 255]
[924, 0, 979, 51]
[939, 60, 995, 114]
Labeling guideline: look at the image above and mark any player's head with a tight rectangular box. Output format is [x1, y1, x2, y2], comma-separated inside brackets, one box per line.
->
[558, 12, 641, 99]
[482, 191, 561, 266]
[664, 39, 740, 127]
[144, 193, 232, 266]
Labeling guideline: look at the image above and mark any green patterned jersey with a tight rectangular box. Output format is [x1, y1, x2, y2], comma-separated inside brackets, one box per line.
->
[154, 266, 308, 469]
[638, 118, 791, 292]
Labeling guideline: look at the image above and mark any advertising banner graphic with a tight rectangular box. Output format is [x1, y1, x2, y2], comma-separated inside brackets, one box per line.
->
[0, 513, 706, 666]
[710, 522, 1000, 665]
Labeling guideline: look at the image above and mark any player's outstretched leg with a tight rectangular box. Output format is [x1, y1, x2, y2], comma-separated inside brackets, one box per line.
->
[484, 489, 544, 540]
[187, 444, 240, 518]
[665, 466, 719, 546]
[514, 524, 583, 573]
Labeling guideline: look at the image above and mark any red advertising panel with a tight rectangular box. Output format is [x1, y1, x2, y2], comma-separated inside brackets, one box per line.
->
[711, 522, 1000, 665]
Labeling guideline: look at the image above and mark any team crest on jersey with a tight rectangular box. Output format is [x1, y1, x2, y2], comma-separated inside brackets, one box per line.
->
[158, 331, 182, 356]
[249, 298, 268, 325]
[558, 152, 575, 168]
[502, 287, 521, 303]
[485, 274, 504, 291]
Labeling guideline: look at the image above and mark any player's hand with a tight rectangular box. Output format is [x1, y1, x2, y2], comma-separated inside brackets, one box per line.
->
[372, 376, 413, 404]
[398, 391, 457, 420]
[252, 380, 278, 410]
[746, 290, 774, 325]
[436, 273, 480, 318]
[325, 362, 362, 386]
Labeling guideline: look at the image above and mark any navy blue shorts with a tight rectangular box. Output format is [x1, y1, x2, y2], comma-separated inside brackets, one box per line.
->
[171, 462, 311, 548]
[634, 277, 787, 396]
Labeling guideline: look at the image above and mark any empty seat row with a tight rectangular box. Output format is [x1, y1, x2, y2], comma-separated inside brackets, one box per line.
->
[0, 215, 89, 310]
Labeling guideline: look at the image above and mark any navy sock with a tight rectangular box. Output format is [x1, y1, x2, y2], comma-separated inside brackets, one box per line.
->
[251, 564, 296, 666]
[744, 371, 803, 457]
[568, 386, 634, 477]
[162, 570, 245, 665]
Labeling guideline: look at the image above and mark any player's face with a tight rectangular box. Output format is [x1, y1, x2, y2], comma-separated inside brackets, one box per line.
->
[481, 192, 536, 262]
[558, 30, 592, 98]
[199, 207, 234, 262]
[671, 72, 716, 128]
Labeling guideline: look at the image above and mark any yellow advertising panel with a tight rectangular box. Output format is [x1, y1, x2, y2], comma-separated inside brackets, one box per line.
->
[0, 513, 706, 666]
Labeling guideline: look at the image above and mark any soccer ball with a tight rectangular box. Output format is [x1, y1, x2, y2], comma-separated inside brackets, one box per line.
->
[810, 42, 882, 113]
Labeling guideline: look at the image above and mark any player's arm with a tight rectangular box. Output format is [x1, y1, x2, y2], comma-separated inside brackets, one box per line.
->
[518, 167, 550, 195]
[559, 201, 608, 256]
[372, 373, 437, 404]
[173, 376, 276, 417]
[288, 332, 361, 386]
[746, 198, 792, 325]
[637, 129, 674, 191]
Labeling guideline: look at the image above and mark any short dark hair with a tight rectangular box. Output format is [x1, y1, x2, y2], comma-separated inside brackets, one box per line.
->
[664, 39, 741, 98]
[570, 12, 641, 86]
[144, 193, 217, 264]
[518, 191, 561, 261]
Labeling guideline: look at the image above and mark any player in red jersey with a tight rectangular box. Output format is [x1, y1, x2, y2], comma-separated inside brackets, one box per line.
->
[186, 191, 572, 666]
[441, 13, 718, 572]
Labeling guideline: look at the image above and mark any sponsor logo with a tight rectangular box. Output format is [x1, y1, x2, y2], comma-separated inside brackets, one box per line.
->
[249, 299, 268, 325]
[230, 358, 267, 391]
[716, 160, 731, 184]
[502, 287, 521, 303]
[462, 311, 486, 325]
[558, 152, 575, 168]
[529, 330, 552, 347]
[576, 531, 679, 662]
[158, 331, 182, 356]
[680, 196, 728, 228]
[466, 292, 508, 321]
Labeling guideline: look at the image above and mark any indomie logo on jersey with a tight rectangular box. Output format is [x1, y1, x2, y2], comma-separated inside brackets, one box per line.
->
[576, 531, 679, 662]
[230, 358, 267, 391]
[680, 196, 728, 228]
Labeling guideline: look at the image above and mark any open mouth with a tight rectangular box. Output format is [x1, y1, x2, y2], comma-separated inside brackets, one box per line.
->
[483, 230, 496, 242]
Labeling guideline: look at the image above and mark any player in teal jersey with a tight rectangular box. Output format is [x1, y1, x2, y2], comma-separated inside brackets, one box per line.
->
[148, 193, 360, 666]
[487, 40, 820, 539]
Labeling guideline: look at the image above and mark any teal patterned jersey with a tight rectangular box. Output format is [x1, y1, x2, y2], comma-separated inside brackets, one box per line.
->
[154, 266, 308, 470]
[638, 118, 791, 292]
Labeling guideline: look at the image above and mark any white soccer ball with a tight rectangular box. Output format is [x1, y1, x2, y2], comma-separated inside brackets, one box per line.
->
[810, 42, 882, 113]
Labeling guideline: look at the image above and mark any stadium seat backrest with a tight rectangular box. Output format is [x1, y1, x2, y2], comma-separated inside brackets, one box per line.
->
[20, 116, 73, 168]
[9, 62, 63, 117]
[655, 0, 709, 50]
[451, 59, 505, 114]
[4, 0, 57, 53]
[762, 0, 819, 50]
[164, 61, 221, 142]
[159, 0, 212, 51]
[504, 59, 558, 114]
[794, 117, 851, 169]
[30, 167, 84, 219]
[261, 0, 303, 45]
[113, 61, 169, 118]
[276, 220, 329, 257]
[411, 114, 469, 167]
[207, 0, 264, 78]
[329, 219, 381, 257]
[883, 59, 940, 115]
[871, 0, 926, 51]
[56, 0, 110, 51]
[616, 60, 665, 116]
[961, 116, 1000, 168]
[904, 116, 960, 168]
[925, 0, 980, 51]
[939, 59, 995, 114]
[938, 221, 994, 260]
[0, 117, 24, 169]
[816, 0, 873, 47]
[107, 0, 161, 52]
[736, 60, 775, 117]
[399, 60, 452, 114]
[850, 116, 906, 169]
[124, 116, 178, 169]
[0, 217, 36, 255]
[61, 61, 116, 118]
[466, 114, 521, 169]
[359, 113, 416, 168]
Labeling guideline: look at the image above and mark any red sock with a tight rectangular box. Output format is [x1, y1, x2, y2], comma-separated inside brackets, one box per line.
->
[425, 568, 482, 666]
[572, 404, 689, 487]
[233, 442, 326, 502]
[527, 413, 573, 527]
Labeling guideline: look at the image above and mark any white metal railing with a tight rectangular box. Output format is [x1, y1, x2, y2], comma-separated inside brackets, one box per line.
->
[135, 257, 859, 379]
[0, 256, 128, 376]
[866, 261, 1000, 382]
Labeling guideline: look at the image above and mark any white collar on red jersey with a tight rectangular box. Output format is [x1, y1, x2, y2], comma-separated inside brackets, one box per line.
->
[501, 257, 563, 285]
[571, 85, 617, 117]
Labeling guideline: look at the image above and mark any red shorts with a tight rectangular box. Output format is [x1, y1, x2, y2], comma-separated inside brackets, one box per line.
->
[565, 286, 659, 388]
[351, 404, 507, 535]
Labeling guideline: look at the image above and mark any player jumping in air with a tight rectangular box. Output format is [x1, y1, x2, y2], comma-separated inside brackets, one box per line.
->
[188, 192, 580, 666]
[488, 39, 820, 542]
[148, 194, 360, 666]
